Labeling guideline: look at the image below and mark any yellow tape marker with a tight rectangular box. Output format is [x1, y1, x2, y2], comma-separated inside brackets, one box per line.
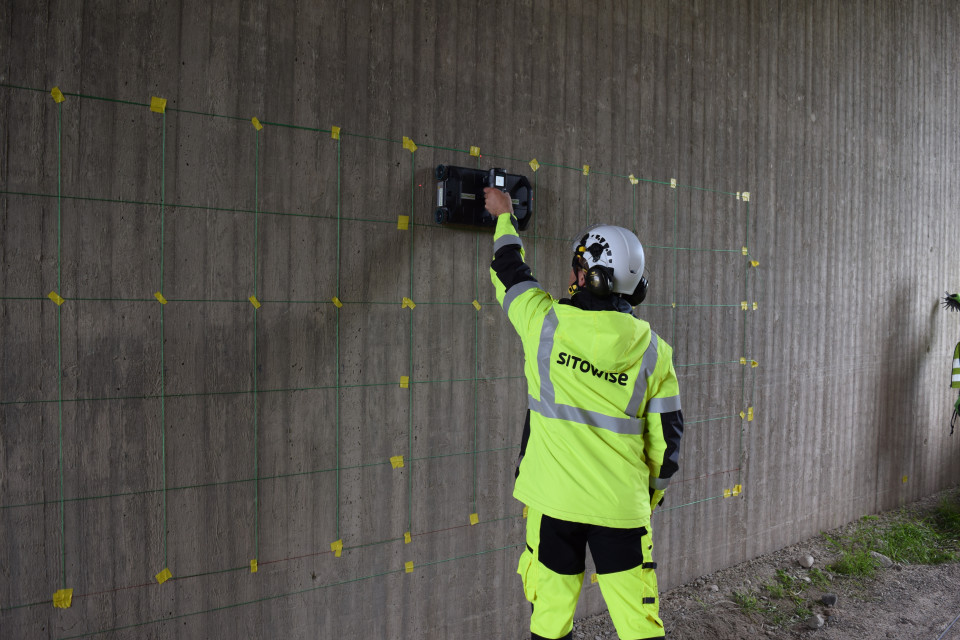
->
[472, 300, 481, 311]
[469, 513, 479, 526]
[249, 295, 261, 309]
[251, 117, 263, 131]
[331, 126, 341, 140]
[590, 573, 599, 584]
[470, 146, 481, 157]
[397, 215, 409, 230]
[741, 246, 748, 255]
[50, 87, 66, 103]
[154, 291, 167, 305]
[752, 302, 758, 311]
[902, 475, 908, 484]
[404, 531, 412, 544]
[741, 301, 748, 311]
[529, 158, 540, 172]
[330, 539, 343, 558]
[523, 505, 529, 519]
[723, 488, 732, 498]
[750, 260, 760, 267]
[739, 410, 746, 419]
[628, 174, 638, 185]
[390, 455, 404, 469]
[150, 96, 167, 114]
[250, 559, 258, 573]
[742, 192, 750, 202]
[740, 357, 747, 365]
[670, 178, 677, 189]
[747, 407, 754, 421]
[732, 484, 742, 496]
[400, 376, 409, 388]
[332, 296, 343, 308]
[405, 560, 414, 573]
[402, 297, 416, 309]
[582, 164, 590, 176]
[52, 588, 73, 608]
[402, 136, 417, 153]
[156, 568, 172, 584]
[48, 291, 65, 306]
[751, 360, 759, 368]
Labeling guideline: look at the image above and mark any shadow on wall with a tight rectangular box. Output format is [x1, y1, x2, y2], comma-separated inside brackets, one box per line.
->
[875, 288, 940, 511]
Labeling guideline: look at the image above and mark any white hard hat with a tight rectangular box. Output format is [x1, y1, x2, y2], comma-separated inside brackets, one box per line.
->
[571, 224, 646, 296]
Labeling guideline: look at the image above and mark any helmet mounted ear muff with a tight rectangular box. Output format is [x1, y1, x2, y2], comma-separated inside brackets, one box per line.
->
[623, 274, 649, 306]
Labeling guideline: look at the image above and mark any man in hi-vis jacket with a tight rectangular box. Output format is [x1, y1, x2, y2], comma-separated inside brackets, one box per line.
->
[485, 187, 683, 640]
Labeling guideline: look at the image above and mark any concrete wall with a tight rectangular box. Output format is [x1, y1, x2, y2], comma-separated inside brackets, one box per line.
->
[1, 1, 958, 638]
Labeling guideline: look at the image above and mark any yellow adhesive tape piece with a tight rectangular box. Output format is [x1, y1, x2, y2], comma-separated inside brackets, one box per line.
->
[671, 302, 676, 308]
[154, 291, 167, 305]
[523, 506, 529, 519]
[752, 302, 758, 311]
[156, 568, 172, 584]
[53, 588, 73, 608]
[250, 559, 258, 573]
[405, 560, 414, 573]
[628, 174, 638, 185]
[472, 300, 481, 311]
[732, 486, 741, 497]
[751, 360, 759, 368]
[402, 136, 417, 153]
[390, 455, 404, 469]
[670, 178, 677, 189]
[734, 484, 742, 493]
[251, 117, 263, 131]
[150, 96, 167, 114]
[331, 126, 341, 140]
[739, 410, 746, 419]
[469, 513, 479, 526]
[740, 357, 747, 365]
[747, 407, 754, 421]
[470, 146, 481, 157]
[48, 291, 65, 306]
[529, 158, 540, 172]
[723, 489, 732, 498]
[402, 297, 416, 309]
[742, 246, 749, 255]
[397, 215, 409, 230]
[741, 301, 748, 311]
[582, 165, 590, 176]
[332, 296, 343, 308]
[404, 531, 412, 544]
[742, 192, 751, 202]
[50, 87, 66, 103]
[590, 573, 599, 584]
[400, 376, 409, 388]
[249, 295, 261, 309]
[750, 260, 760, 267]
[902, 475, 908, 484]
[330, 539, 343, 557]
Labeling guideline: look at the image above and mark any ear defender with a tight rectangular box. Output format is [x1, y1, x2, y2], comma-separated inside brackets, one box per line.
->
[624, 275, 649, 306]
[584, 265, 614, 298]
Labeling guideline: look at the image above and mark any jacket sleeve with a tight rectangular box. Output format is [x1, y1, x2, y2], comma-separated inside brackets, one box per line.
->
[642, 343, 683, 490]
[489, 214, 553, 339]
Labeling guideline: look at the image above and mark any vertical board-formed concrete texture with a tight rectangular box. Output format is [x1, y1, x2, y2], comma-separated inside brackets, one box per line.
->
[2, 1, 959, 638]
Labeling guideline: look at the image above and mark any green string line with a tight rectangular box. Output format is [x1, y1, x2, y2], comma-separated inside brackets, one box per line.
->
[159, 110, 168, 569]
[585, 170, 590, 226]
[335, 134, 342, 540]
[56, 544, 522, 640]
[671, 187, 679, 344]
[56, 98, 65, 590]
[0, 445, 523, 512]
[253, 126, 261, 560]
[407, 150, 415, 534]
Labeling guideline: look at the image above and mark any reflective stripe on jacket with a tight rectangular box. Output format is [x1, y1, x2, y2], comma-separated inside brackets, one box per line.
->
[490, 215, 682, 528]
[952, 343, 960, 389]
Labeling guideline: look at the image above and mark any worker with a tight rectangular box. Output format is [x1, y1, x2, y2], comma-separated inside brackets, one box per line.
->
[485, 187, 683, 640]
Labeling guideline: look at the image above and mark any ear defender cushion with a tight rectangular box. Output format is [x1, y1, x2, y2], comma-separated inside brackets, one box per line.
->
[623, 276, 648, 306]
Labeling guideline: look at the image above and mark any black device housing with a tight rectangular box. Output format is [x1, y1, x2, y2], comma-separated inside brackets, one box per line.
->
[434, 164, 533, 230]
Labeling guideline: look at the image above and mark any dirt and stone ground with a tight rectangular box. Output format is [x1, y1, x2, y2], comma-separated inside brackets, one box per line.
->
[572, 488, 960, 640]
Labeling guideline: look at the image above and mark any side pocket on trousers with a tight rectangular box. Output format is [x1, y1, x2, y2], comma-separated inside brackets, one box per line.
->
[517, 548, 538, 604]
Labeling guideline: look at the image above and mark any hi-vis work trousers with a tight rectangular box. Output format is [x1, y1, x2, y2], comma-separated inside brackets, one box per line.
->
[517, 508, 664, 640]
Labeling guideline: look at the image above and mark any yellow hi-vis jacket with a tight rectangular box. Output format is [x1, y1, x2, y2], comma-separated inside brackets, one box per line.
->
[490, 215, 682, 528]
